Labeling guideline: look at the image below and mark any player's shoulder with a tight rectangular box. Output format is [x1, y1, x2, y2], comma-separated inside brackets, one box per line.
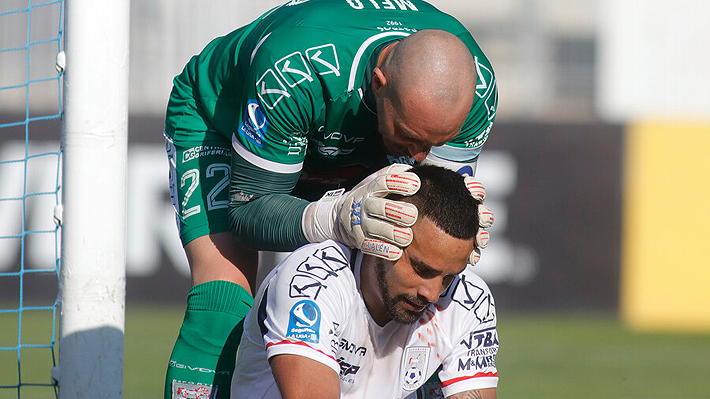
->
[434, 266, 496, 327]
[271, 240, 356, 289]
[250, 0, 366, 44]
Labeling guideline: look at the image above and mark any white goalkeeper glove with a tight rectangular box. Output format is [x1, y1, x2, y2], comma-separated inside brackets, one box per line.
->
[464, 176, 494, 265]
[303, 164, 419, 261]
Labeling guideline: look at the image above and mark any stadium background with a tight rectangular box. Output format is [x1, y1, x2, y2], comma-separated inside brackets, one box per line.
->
[1, 0, 709, 397]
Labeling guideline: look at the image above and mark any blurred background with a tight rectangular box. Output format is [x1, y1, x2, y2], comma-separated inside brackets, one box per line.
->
[1, 0, 709, 397]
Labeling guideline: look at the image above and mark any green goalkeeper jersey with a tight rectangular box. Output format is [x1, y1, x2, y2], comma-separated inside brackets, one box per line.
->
[165, 0, 497, 249]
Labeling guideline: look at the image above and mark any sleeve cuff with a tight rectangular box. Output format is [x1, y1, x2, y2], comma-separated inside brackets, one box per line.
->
[266, 340, 341, 375]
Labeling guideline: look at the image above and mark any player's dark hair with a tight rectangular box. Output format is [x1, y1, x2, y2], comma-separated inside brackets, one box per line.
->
[390, 164, 480, 240]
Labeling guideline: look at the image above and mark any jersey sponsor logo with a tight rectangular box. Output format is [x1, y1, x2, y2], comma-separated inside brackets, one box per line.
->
[459, 328, 499, 351]
[168, 361, 228, 375]
[376, 25, 418, 33]
[238, 100, 269, 147]
[172, 381, 217, 399]
[256, 69, 291, 110]
[330, 322, 341, 337]
[458, 328, 499, 372]
[306, 44, 340, 76]
[337, 357, 361, 383]
[339, 338, 367, 356]
[457, 353, 497, 372]
[323, 130, 365, 144]
[312, 126, 366, 157]
[181, 145, 230, 163]
[276, 51, 313, 87]
[315, 140, 355, 157]
[474, 57, 496, 108]
[286, 300, 321, 343]
[464, 121, 493, 149]
[465, 346, 498, 357]
[402, 346, 430, 391]
[285, 135, 308, 156]
[329, 323, 343, 352]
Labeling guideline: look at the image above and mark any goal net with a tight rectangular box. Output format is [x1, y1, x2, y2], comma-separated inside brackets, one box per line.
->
[2, 1, 129, 398]
[0, 0, 64, 397]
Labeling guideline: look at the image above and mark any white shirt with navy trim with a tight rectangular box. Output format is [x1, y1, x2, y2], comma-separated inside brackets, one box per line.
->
[232, 240, 499, 399]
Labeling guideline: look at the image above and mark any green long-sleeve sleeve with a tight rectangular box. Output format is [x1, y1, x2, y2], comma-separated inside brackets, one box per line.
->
[228, 151, 310, 251]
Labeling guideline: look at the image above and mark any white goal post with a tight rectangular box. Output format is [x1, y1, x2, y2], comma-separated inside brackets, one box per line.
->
[58, 0, 130, 397]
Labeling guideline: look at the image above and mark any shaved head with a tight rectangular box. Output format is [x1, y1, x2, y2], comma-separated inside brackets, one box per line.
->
[372, 30, 477, 160]
[383, 30, 476, 103]
[381, 30, 476, 132]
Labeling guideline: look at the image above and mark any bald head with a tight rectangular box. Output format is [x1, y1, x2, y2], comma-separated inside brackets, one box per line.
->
[379, 30, 477, 136]
[371, 30, 478, 161]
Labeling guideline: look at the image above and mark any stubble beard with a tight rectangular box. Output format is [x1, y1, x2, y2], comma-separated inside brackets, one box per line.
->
[375, 257, 428, 325]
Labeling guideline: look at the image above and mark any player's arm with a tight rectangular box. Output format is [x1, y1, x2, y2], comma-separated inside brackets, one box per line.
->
[446, 388, 496, 399]
[227, 147, 310, 252]
[228, 144, 423, 258]
[254, 243, 350, 398]
[447, 388, 496, 399]
[269, 354, 340, 399]
[227, 33, 321, 252]
[437, 272, 499, 397]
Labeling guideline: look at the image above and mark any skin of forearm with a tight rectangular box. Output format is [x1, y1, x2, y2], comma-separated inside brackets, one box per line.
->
[447, 388, 496, 399]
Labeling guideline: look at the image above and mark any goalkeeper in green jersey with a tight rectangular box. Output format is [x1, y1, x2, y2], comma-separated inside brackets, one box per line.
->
[162, 0, 497, 398]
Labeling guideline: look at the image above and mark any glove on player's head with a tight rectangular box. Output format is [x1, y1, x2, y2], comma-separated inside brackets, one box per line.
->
[303, 164, 420, 261]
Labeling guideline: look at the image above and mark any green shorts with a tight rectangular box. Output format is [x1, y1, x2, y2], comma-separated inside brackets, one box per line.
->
[165, 132, 232, 245]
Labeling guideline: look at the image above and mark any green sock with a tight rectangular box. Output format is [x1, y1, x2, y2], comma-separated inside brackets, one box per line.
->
[164, 281, 253, 399]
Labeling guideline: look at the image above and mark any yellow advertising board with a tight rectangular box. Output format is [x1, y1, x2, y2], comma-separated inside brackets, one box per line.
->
[622, 122, 710, 332]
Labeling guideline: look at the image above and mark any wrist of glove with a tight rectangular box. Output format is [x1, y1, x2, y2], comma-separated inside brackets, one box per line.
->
[303, 164, 419, 261]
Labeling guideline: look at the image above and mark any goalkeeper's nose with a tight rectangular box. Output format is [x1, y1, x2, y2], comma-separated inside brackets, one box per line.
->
[408, 143, 431, 162]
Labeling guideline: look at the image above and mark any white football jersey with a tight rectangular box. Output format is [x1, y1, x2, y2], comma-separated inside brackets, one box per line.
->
[232, 241, 498, 399]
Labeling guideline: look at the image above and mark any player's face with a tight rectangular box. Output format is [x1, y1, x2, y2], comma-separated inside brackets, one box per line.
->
[373, 217, 474, 324]
[375, 89, 459, 163]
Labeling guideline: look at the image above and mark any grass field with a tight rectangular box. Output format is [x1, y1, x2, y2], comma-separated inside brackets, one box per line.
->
[2, 305, 710, 398]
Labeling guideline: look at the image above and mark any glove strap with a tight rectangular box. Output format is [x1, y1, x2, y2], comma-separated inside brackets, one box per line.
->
[302, 188, 345, 243]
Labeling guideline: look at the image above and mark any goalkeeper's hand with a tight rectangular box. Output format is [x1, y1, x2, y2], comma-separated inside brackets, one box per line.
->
[302, 164, 419, 261]
[418, 154, 494, 266]
[464, 176, 494, 265]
